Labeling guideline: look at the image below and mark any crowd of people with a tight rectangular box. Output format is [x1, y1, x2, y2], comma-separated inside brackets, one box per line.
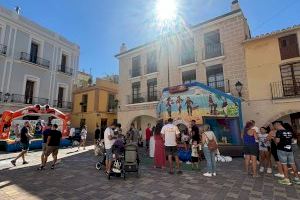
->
[147, 118, 219, 177]
[243, 120, 300, 185]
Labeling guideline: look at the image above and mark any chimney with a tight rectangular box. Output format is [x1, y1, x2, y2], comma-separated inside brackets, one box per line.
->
[120, 43, 127, 53]
[231, 0, 240, 11]
[15, 6, 21, 15]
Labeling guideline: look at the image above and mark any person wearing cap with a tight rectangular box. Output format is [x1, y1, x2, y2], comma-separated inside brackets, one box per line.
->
[11, 121, 33, 166]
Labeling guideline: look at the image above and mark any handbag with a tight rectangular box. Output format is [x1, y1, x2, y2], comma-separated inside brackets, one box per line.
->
[204, 132, 218, 151]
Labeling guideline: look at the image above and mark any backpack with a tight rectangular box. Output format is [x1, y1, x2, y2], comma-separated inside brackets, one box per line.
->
[205, 132, 218, 151]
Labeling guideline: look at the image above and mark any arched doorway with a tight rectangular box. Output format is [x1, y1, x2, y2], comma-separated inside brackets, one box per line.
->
[128, 115, 157, 139]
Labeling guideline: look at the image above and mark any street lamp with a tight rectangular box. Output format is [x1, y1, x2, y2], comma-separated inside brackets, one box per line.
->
[235, 81, 243, 97]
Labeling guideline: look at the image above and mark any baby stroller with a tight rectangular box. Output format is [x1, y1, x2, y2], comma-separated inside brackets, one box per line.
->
[95, 140, 106, 170]
[107, 139, 125, 180]
[123, 143, 140, 179]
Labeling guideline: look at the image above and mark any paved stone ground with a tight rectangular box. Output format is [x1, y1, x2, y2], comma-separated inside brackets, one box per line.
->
[1, 146, 300, 200]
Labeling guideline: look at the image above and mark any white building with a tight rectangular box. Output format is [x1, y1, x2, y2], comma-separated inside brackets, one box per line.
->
[0, 6, 80, 112]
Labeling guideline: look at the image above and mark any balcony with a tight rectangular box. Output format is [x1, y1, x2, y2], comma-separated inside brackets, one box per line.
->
[145, 64, 158, 74]
[0, 93, 49, 105]
[127, 92, 160, 104]
[129, 68, 141, 78]
[53, 100, 72, 109]
[20, 52, 50, 69]
[180, 54, 196, 66]
[271, 80, 300, 99]
[57, 65, 73, 76]
[0, 44, 7, 56]
[203, 43, 224, 60]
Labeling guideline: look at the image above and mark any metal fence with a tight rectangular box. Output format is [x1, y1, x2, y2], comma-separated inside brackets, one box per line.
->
[20, 52, 50, 69]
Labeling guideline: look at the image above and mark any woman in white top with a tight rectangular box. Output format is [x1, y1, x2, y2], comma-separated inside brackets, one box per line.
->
[202, 124, 218, 177]
[79, 125, 87, 150]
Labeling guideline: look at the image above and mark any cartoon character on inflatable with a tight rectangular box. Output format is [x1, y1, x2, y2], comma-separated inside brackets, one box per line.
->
[0, 104, 70, 140]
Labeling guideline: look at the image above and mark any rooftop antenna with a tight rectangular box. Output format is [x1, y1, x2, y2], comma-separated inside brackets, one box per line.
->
[15, 6, 21, 15]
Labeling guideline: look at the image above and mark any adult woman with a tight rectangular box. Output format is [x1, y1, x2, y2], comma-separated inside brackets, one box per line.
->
[202, 124, 217, 177]
[79, 125, 87, 150]
[243, 121, 259, 177]
[267, 124, 284, 178]
[153, 121, 166, 168]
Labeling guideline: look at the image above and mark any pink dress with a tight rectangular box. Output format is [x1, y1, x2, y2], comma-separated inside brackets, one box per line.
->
[154, 134, 166, 168]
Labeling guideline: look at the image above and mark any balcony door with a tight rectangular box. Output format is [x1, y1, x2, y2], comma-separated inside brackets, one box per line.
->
[206, 64, 225, 92]
[280, 62, 300, 96]
[147, 78, 157, 102]
[61, 54, 67, 72]
[30, 42, 39, 63]
[25, 80, 34, 104]
[57, 87, 64, 108]
[132, 82, 141, 103]
[204, 30, 221, 59]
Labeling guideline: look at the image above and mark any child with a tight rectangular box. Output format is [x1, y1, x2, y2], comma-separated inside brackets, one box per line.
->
[191, 140, 200, 170]
[181, 130, 190, 151]
[258, 127, 272, 174]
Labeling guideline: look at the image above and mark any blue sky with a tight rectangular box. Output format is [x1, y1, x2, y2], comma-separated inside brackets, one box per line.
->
[0, 0, 299, 77]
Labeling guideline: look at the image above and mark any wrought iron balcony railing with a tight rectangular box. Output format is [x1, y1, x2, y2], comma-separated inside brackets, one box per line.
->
[20, 52, 50, 69]
[57, 65, 73, 76]
[0, 44, 7, 56]
[127, 92, 160, 104]
[271, 80, 300, 99]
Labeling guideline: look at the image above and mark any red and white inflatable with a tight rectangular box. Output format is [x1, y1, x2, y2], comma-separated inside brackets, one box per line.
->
[0, 104, 70, 139]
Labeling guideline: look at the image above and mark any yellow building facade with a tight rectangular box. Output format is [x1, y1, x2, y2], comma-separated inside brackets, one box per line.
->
[243, 25, 300, 137]
[71, 78, 118, 140]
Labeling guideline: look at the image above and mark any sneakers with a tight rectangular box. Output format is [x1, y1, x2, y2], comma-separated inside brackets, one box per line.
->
[267, 168, 272, 174]
[259, 166, 264, 173]
[292, 177, 300, 185]
[203, 172, 212, 177]
[23, 161, 29, 165]
[185, 161, 192, 165]
[278, 178, 292, 186]
[212, 173, 216, 176]
[11, 160, 16, 166]
[274, 173, 284, 178]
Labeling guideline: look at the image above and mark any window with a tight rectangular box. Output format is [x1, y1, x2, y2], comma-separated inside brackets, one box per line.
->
[181, 38, 195, 65]
[131, 55, 141, 77]
[81, 94, 88, 112]
[107, 94, 116, 112]
[206, 64, 225, 91]
[279, 34, 299, 60]
[147, 78, 157, 102]
[182, 70, 196, 84]
[147, 50, 157, 74]
[30, 42, 39, 63]
[280, 62, 300, 96]
[132, 82, 141, 103]
[57, 87, 64, 108]
[204, 30, 222, 59]
[61, 54, 67, 72]
[25, 80, 35, 104]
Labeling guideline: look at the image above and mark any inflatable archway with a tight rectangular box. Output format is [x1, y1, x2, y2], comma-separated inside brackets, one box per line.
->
[0, 104, 70, 139]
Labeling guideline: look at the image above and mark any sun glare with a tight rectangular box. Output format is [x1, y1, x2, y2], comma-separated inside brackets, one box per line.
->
[156, 0, 178, 22]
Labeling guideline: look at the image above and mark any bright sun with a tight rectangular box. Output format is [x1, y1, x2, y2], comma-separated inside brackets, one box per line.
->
[156, 0, 178, 22]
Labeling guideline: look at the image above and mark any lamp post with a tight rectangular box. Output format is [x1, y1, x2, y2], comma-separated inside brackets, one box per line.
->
[235, 81, 243, 97]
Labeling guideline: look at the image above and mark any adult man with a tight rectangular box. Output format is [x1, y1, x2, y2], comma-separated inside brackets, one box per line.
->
[104, 123, 116, 174]
[274, 121, 300, 185]
[11, 121, 33, 166]
[39, 123, 51, 168]
[39, 124, 62, 170]
[191, 120, 200, 144]
[94, 124, 101, 144]
[161, 118, 182, 174]
[145, 123, 151, 151]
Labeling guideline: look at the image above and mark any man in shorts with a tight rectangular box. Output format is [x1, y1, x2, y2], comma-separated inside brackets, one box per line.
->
[161, 118, 182, 174]
[11, 121, 33, 166]
[39, 123, 51, 168]
[274, 121, 300, 185]
[39, 124, 62, 170]
[104, 123, 116, 174]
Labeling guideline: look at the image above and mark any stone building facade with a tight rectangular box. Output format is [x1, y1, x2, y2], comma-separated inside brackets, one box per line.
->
[0, 6, 80, 113]
[116, 1, 250, 136]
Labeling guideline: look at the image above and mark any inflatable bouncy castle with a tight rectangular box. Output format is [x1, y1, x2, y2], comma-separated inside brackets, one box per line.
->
[0, 104, 71, 151]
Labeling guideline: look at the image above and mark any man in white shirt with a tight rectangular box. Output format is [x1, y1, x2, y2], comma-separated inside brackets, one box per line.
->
[104, 123, 116, 174]
[161, 118, 182, 174]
